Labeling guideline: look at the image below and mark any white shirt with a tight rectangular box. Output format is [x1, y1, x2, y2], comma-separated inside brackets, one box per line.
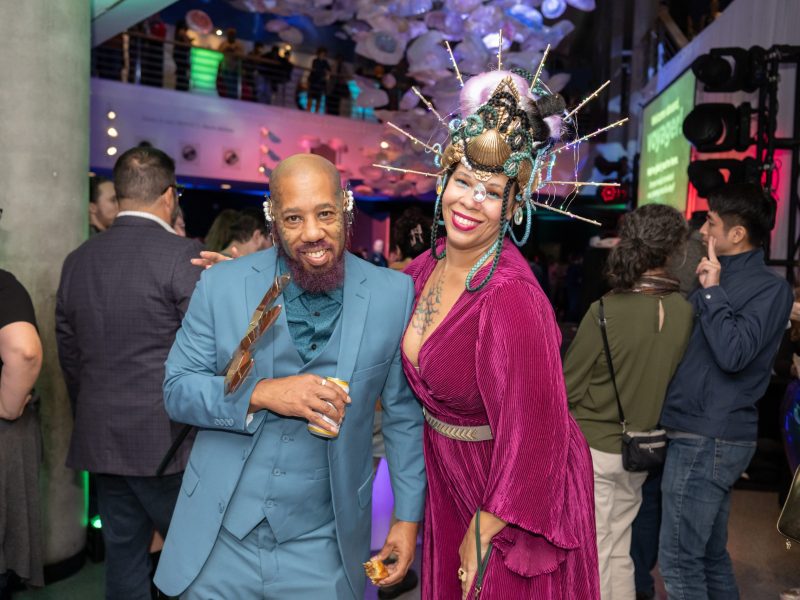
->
[116, 211, 176, 234]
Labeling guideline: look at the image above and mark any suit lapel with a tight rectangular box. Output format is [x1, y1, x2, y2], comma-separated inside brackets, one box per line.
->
[244, 249, 279, 380]
[335, 253, 369, 383]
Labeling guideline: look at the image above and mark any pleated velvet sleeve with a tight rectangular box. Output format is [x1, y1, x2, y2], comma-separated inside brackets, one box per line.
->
[476, 279, 581, 576]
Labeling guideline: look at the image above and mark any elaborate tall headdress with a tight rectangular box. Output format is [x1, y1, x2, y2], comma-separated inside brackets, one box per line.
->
[376, 42, 626, 291]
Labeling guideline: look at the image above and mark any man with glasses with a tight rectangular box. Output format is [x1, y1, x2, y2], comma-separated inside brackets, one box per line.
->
[56, 146, 202, 600]
[154, 153, 425, 599]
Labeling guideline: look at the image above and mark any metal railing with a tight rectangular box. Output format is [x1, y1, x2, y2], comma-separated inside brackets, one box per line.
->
[92, 31, 401, 121]
[642, 6, 689, 80]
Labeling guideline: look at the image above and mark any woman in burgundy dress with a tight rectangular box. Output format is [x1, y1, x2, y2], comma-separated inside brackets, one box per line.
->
[399, 70, 599, 599]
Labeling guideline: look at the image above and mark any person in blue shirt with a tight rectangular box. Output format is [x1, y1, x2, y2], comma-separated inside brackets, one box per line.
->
[658, 183, 793, 600]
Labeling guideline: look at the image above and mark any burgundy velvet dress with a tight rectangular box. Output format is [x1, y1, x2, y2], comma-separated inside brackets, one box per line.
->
[403, 240, 599, 599]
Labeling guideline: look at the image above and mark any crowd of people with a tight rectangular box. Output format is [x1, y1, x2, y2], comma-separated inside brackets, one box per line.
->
[1, 61, 798, 600]
[94, 19, 394, 118]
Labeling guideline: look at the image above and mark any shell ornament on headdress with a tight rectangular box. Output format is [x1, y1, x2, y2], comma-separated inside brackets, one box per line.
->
[376, 41, 626, 291]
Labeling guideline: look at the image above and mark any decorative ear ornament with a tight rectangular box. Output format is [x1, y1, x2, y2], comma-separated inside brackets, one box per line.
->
[509, 201, 533, 247]
[262, 198, 274, 223]
[513, 205, 524, 226]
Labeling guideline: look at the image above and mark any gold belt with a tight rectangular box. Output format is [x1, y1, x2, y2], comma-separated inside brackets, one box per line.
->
[423, 409, 493, 442]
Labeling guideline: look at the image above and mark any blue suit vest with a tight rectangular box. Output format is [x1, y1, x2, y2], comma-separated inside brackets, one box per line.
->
[222, 318, 342, 542]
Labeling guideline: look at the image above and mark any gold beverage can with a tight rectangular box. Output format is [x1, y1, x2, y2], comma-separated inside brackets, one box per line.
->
[307, 377, 350, 439]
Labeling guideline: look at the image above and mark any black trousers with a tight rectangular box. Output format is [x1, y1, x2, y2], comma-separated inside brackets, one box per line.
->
[95, 473, 182, 600]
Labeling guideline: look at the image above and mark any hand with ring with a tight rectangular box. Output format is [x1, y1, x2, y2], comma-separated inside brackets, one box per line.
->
[249, 373, 351, 433]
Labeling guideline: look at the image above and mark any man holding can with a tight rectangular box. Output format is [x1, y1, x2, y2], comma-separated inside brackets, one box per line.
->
[154, 154, 425, 599]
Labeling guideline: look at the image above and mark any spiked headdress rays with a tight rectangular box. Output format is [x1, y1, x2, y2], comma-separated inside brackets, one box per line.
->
[374, 33, 628, 291]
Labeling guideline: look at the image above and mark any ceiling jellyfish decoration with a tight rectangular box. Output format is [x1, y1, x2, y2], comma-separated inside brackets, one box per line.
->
[222, 0, 598, 197]
[541, 0, 568, 20]
[224, 0, 595, 72]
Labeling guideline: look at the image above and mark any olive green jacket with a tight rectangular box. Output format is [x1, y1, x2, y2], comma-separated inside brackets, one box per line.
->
[564, 292, 693, 454]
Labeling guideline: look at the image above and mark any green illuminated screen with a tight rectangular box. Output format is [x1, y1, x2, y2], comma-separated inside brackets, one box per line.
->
[190, 48, 224, 95]
[638, 69, 696, 211]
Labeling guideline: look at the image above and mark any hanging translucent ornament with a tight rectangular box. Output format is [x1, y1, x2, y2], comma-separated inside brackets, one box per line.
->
[541, 0, 567, 20]
[473, 182, 487, 203]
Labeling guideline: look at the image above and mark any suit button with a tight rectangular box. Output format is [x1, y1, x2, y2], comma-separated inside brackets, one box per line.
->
[266, 500, 275, 508]
[218, 502, 224, 513]
[311, 343, 317, 350]
[281, 435, 290, 442]
[272, 468, 282, 476]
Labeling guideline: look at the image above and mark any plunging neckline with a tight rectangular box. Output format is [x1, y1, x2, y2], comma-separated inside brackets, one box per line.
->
[401, 258, 468, 372]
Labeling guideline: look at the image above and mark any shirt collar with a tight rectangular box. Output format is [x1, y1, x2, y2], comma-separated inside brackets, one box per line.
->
[278, 256, 343, 304]
[718, 248, 764, 272]
[116, 211, 177, 234]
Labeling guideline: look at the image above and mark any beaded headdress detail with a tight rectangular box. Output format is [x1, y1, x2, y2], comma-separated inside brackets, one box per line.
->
[375, 39, 627, 291]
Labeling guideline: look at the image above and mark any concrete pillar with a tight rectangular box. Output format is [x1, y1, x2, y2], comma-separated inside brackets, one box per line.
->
[0, 1, 90, 571]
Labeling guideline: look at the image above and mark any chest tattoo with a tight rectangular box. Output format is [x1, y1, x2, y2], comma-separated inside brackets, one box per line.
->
[411, 271, 445, 336]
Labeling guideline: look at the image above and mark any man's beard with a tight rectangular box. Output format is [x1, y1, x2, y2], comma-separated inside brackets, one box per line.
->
[274, 229, 346, 293]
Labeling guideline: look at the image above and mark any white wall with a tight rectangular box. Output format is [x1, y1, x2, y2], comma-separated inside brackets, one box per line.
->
[90, 78, 385, 185]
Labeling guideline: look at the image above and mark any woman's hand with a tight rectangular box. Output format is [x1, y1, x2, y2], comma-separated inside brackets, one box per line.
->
[190, 247, 240, 269]
[458, 518, 480, 599]
[457, 511, 506, 599]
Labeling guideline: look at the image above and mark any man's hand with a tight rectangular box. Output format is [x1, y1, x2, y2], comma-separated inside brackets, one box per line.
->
[696, 236, 721, 289]
[371, 521, 419, 587]
[191, 248, 240, 270]
[249, 374, 351, 433]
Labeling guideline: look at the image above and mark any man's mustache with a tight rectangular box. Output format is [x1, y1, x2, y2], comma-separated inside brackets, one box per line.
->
[295, 241, 334, 253]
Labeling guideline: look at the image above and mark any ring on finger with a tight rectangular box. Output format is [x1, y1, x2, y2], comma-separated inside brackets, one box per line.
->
[320, 378, 327, 387]
[457, 567, 466, 582]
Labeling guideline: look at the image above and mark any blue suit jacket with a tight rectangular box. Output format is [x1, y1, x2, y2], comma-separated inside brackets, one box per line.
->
[154, 248, 426, 597]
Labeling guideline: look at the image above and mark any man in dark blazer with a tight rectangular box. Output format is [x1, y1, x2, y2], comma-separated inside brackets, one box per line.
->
[56, 146, 202, 600]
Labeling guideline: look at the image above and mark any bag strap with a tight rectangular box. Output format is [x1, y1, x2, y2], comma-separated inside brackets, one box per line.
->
[474, 509, 493, 598]
[598, 297, 627, 432]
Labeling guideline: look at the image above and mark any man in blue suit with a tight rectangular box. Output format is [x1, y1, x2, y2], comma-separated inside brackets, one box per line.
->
[154, 154, 426, 598]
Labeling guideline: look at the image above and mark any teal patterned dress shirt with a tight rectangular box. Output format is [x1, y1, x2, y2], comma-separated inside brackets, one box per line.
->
[279, 257, 343, 364]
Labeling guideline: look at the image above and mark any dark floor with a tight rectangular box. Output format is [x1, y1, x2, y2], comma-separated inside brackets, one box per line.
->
[15, 489, 800, 599]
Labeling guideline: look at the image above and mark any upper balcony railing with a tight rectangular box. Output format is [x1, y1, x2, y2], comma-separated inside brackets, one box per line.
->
[91, 31, 401, 122]
[642, 6, 689, 81]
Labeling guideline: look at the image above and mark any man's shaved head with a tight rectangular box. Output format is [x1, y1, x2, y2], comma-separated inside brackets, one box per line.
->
[269, 153, 341, 207]
[267, 153, 348, 293]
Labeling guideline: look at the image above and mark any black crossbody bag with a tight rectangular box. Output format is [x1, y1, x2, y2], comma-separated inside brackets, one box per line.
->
[598, 297, 667, 472]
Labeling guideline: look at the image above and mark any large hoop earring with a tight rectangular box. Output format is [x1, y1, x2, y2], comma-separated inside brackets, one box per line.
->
[509, 202, 532, 247]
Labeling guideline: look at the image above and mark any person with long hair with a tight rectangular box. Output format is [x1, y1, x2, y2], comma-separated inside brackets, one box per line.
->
[563, 204, 694, 599]
[398, 70, 599, 599]
[204, 209, 239, 253]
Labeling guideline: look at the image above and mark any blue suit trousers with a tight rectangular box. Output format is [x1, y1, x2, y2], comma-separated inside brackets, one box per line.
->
[182, 518, 353, 599]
